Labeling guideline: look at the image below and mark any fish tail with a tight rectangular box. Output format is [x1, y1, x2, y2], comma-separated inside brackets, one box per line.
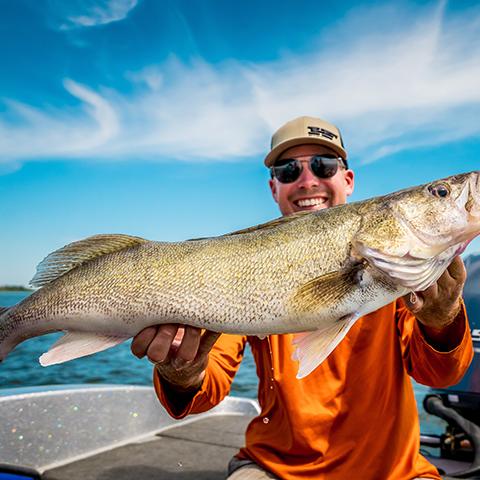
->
[0, 306, 13, 363]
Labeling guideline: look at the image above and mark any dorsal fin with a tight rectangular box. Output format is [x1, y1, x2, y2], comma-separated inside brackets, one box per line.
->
[30, 234, 148, 288]
[185, 210, 312, 242]
[223, 210, 313, 237]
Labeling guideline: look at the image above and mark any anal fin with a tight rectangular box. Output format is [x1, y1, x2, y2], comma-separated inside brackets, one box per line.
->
[39, 331, 129, 366]
[292, 313, 359, 379]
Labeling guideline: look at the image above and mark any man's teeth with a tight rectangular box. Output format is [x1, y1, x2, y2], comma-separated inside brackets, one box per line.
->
[296, 198, 326, 207]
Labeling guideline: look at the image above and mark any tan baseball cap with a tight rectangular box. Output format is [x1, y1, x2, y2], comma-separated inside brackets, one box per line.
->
[264, 116, 348, 167]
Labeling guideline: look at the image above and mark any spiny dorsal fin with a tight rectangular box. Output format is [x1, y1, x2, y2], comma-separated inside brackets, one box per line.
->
[223, 210, 312, 237]
[30, 234, 148, 288]
[186, 210, 312, 242]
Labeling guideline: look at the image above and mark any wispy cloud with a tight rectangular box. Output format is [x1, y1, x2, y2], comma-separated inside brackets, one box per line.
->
[0, 79, 119, 159]
[48, 0, 139, 30]
[125, 66, 164, 92]
[2, 2, 480, 165]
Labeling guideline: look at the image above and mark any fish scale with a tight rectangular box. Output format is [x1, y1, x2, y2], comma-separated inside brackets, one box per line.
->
[1, 171, 480, 378]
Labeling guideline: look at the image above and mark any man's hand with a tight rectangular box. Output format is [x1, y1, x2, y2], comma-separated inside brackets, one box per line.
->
[131, 325, 220, 392]
[403, 256, 466, 350]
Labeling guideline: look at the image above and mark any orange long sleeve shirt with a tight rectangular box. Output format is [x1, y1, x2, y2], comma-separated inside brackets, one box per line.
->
[154, 299, 473, 480]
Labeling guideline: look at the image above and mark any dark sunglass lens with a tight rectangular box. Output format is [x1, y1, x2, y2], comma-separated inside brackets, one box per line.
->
[273, 159, 301, 183]
[310, 156, 339, 178]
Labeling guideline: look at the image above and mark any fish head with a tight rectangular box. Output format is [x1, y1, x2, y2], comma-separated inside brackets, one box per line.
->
[391, 171, 480, 258]
[354, 171, 480, 291]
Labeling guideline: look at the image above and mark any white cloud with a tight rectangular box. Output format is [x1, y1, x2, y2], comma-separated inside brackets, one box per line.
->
[2, 2, 480, 165]
[0, 80, 119, 160]
[125, 66, 164, 92]
[47, 0, 139, 30]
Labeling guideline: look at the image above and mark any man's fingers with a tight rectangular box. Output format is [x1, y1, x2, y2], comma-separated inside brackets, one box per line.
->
[420, 282, 438, 297]
[447, 256, 467, 282]
[152, 328, 219, 391]
[171, 327, 186, 350]
[174, 327, 202, 364]
[131, 326, 158, 358]
[132, 325, 219, 394]
[146, 324, 179, 364]
[435, 257, 465, 301]
[197, 331, 221, 357]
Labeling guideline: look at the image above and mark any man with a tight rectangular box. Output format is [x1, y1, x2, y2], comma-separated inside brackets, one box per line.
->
[131, 116, 473, 479]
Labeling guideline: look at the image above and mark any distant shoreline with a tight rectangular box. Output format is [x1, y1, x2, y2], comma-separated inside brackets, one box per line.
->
[0, 286, 33, 292]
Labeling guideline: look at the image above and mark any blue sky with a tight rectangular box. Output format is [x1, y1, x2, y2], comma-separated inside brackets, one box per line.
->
[1, 0, 480, 285]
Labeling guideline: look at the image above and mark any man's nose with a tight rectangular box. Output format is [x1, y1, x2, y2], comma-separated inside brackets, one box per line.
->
[296, 162, 320, 189]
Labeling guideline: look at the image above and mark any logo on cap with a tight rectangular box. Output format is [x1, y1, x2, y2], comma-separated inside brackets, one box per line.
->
[307, 126, 338, 141]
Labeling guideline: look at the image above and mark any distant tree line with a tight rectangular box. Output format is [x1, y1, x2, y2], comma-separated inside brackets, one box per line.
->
[0, 285, 33, 291]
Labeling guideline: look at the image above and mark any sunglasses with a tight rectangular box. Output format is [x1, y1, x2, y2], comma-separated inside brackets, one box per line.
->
[270, 155, 347, 184]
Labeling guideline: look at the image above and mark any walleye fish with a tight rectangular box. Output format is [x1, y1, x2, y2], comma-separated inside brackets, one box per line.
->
[1, 172, 480, 378]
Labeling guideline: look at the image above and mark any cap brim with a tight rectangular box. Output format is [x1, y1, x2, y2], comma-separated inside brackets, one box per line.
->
[264, 137, 347, 167]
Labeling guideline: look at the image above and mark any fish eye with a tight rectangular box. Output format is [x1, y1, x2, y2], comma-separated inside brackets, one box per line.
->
[428, 183, 450, 198]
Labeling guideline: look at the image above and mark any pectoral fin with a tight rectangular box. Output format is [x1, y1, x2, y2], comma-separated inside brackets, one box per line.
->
[39, 331, 129, 366]
[292, 313, 359, 378]
[292, 264, 366, 314]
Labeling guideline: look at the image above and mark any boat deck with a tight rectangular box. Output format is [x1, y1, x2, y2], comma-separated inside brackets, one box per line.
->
[43, 414, 252, 480]
[0, 386, 258, 480]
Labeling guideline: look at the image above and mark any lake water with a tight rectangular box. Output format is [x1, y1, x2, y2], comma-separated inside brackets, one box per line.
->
[0, 291, 445, 435]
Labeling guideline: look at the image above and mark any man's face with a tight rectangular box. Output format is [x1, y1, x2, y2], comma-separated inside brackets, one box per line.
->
[269, 144, 355, 217]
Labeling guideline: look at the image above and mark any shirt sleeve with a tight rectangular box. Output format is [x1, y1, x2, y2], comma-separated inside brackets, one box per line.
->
[153, 333, 247, 419]
[396, 297, 474, 388]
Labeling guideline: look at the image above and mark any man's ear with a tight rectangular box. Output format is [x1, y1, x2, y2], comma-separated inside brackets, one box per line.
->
[269, 178, 279, 204]
[344, 169, 355, 197]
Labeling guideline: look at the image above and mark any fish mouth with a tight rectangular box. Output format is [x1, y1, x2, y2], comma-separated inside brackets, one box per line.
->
[458, 172, 480, 240]
[465, 171, 480, 218]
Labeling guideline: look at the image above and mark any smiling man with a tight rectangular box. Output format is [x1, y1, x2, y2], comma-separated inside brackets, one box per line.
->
[132, 116, 473, 480]
[266, 118, 353, 215]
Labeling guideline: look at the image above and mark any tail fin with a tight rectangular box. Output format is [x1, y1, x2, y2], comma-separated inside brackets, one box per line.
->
[0, 306, 12, 362]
